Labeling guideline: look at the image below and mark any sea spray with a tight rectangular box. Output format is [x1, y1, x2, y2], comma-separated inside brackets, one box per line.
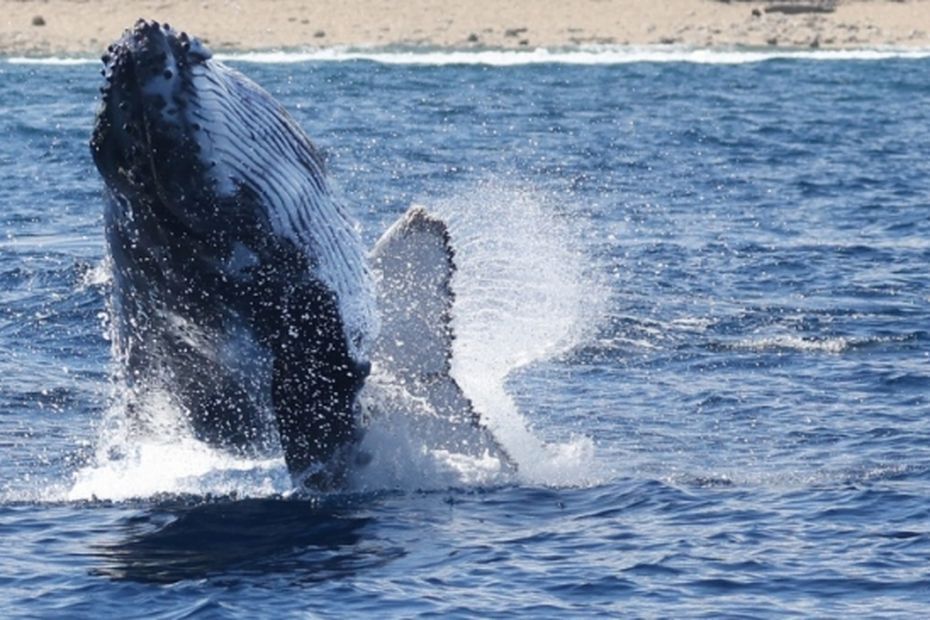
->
[69, 182, 608, 498]
[67, 390, 290, 502]
[435, 182, 609, 487]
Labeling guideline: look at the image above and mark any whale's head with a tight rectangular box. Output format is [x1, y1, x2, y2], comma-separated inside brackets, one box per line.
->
[90, 19, 326, 242]
[91, 19, 377, 370]
[91, 20, 217, 232]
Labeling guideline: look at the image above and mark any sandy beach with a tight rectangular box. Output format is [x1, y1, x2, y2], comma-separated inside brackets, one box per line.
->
[1, 0, 930, 56]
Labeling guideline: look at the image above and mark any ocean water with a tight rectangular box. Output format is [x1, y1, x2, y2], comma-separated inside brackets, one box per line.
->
[1, 48, 929, 617]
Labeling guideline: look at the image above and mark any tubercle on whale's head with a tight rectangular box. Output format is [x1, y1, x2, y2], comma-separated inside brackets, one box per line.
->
[90, 19, 216, 231]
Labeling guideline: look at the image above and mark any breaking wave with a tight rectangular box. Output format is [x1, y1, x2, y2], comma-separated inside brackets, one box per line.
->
[7, 45, 930, 67]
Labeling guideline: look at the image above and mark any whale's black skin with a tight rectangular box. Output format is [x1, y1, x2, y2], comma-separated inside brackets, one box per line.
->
[91, 20, 374, 485]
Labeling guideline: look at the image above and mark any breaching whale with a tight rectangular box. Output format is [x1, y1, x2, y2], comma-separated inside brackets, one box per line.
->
[90, 20, 509, 487]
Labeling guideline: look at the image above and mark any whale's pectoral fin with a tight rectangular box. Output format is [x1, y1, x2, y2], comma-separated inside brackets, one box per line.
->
[370, 206, 514, 468]
[371, 205, 458, 385]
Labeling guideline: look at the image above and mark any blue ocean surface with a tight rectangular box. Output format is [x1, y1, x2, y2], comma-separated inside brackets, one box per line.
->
[1, 49, 929, 617]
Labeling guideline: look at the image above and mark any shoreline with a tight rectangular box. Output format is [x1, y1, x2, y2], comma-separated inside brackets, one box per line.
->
[5, 45, 930, 65]
[2, 1, 930, 56]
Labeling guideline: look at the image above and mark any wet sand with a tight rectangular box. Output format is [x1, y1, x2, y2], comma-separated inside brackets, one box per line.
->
[2, 0, 930, 56]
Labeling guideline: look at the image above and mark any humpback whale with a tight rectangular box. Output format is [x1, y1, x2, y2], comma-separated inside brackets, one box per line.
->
[90, 20, 508, 487]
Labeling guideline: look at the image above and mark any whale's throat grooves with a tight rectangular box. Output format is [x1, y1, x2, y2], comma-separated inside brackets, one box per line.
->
[91, 19, 376, 485]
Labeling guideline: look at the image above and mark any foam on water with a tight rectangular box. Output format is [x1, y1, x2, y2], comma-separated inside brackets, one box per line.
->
[724, 333, 921, 354]
[7, 45, 930, 67]
[65, 392, 291, 502]
[67, 438, 289, 502]
[662, 462, 922, 491]
[731, 335, 853, 354]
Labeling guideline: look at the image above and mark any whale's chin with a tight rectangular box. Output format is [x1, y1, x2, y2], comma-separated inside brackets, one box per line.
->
[91, 20, 215, 227]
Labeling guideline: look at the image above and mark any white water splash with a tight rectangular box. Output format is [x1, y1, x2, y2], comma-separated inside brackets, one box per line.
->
[348, 183, 607, 490]
[66, 391, 291, 502]
[66, 183, 606, 499]
[67, 438, 289, 502]
[77, 258, 112, 289]
[350, 373, 513, 491]
[435, 183, 608, 487]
